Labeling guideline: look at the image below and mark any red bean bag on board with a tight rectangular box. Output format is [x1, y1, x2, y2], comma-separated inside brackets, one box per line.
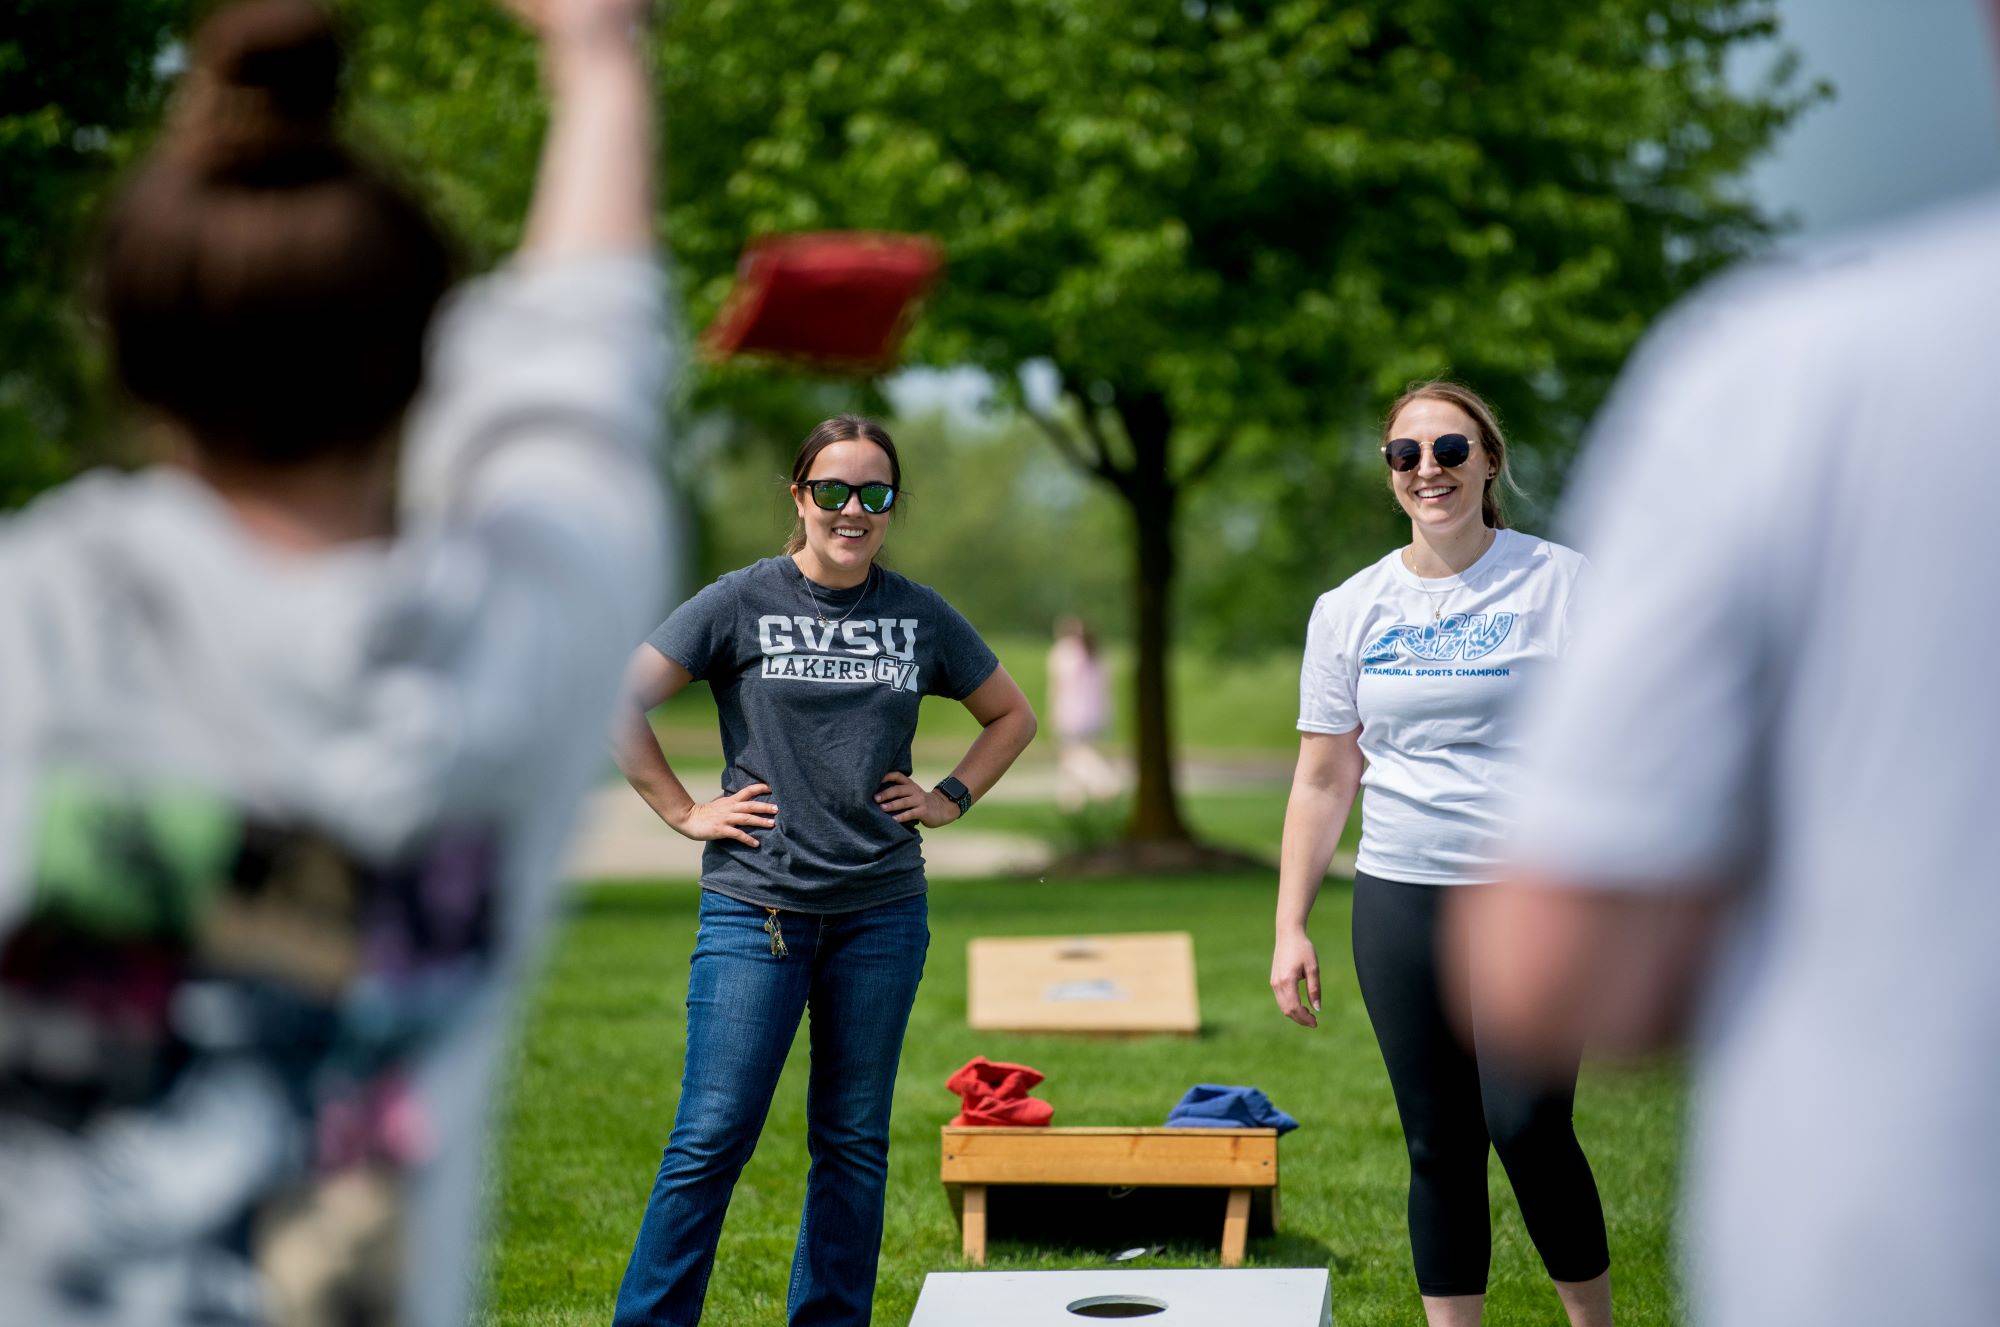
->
[946, 1055, 1055, 1128]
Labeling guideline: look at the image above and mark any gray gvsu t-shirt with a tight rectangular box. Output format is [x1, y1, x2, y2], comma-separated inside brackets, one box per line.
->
[647, 555, 998, 912]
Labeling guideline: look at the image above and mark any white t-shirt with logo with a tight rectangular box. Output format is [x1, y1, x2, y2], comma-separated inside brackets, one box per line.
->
[1298, 527, 1585, 884]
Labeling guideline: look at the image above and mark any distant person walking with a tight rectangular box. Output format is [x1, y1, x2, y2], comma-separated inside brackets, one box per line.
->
[609, 415, 1037, 1326]
[1462, 187, 2000, 1327]
[1270, 381, 1611, 1327]
[1047, 615, 1120, 811]
[0, 1, 667, 1323]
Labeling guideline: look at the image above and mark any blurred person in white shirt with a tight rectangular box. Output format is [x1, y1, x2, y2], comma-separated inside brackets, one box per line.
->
[1457, 125, 2000, 1327]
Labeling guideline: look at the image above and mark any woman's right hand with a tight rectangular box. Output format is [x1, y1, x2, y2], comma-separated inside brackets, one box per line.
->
[1271, 929, 1322, 1029]
[667, 783, 777, 848]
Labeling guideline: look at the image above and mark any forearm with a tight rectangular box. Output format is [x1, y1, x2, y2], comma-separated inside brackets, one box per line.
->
[1448, 879, 1725, 1067]
[947, 708, 1038, 803]
[523, 19, 654, 258]
[1275, 778, 1356, 933]
[610, 701, 694, 826]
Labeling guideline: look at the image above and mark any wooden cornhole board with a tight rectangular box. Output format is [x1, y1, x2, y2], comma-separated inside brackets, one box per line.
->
[966, 932, 1199, 1034]
[942, 1126, 1279, 1268]
[911, 1268, 1332, 1326]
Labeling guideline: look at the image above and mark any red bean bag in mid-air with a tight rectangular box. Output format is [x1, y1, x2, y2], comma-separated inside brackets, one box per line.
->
[701, 230, 945, 373]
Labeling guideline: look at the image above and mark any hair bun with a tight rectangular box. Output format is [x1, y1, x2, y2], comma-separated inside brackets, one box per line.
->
[179, 0, 344, 180]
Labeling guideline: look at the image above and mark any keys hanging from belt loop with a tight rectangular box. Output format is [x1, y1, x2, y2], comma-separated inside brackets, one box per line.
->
[764, 907, 788, 959]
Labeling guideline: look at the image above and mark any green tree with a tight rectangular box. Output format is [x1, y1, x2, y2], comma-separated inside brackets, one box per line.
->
[347, 1, 1823, 858]
[637, 0, 1817, 854]
[4, 1, 1820, 859]
[0, 0, 191, 505]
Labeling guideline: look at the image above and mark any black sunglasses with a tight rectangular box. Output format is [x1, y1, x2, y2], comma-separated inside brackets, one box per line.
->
[800, 478, 898, 514]
[1381, 433, 1473, 473]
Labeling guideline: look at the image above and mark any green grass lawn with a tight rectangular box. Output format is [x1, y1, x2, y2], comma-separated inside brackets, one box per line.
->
[480, 875, 1688, 1326]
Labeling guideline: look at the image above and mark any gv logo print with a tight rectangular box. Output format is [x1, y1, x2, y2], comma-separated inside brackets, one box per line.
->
[1362, 612, 1516, 665]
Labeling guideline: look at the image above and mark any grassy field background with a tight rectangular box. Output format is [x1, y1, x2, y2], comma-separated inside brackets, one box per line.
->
[479, 875, 1688, 1326]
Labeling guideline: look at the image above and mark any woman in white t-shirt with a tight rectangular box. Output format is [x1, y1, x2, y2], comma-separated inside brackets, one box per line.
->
[1269, 381, 1611, 1327]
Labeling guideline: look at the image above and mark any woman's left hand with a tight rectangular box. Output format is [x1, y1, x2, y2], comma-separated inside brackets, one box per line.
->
[876, 771, 961, 827]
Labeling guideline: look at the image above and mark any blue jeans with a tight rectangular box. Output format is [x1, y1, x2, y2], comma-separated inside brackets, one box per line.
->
[612, 889, 930, 1327]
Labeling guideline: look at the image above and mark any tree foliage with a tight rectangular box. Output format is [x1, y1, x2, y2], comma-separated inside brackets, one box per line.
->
[650, 0, 1809, 425]
[0, 0, 190, 504]
[7, 0, 1819, 849]
[625, 0, 1818, 841]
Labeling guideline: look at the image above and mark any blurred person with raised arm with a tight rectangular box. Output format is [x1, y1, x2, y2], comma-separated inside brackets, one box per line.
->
[0, 0, 666, 1322]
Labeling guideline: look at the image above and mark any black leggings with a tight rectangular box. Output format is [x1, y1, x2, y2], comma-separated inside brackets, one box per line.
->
[1351, 871, 1611, 1297]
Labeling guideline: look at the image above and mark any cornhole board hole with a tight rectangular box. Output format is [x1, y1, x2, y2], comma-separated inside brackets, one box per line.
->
[967, 932, 1199, 1035]
[942, 1126, 1279, 1267]
[911, 1268, 1332, 1326]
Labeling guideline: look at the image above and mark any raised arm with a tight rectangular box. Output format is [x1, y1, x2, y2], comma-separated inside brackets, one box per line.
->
[377, 0, 669, 840]
[1271, 728, 1365, 1028]
[401, 0, 666, 524]
[516, 0, 655, 257]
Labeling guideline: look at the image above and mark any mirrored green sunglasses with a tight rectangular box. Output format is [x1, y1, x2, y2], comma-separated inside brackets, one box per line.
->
[802, 478, 898, 514]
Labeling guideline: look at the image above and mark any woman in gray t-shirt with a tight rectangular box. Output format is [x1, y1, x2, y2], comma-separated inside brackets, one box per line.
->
[609, 414, 1037, 1326]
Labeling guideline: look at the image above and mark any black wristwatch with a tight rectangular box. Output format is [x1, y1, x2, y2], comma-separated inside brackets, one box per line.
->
[934, 775, 972, 821]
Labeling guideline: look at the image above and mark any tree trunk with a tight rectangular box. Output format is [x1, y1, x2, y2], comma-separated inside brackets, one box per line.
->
[1037, 389, 1264, 875]
[1118, 393, 1193, 843]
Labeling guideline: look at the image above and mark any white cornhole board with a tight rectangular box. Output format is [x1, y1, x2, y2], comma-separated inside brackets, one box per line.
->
[910, 1268, 1331, 1326]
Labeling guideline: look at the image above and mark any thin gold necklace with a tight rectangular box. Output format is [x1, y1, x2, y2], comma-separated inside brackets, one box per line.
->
[796, 560, 872, 628]
[1408, 529, 1493, 623]
[1414, 577, 1459, 624]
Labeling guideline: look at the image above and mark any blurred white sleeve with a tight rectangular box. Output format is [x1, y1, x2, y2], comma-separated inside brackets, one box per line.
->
[1298, 591, 1359, 736]
[402, 253, 669, 526]
[320, 254, 674, 842]
[1511, 285, 1819, 889]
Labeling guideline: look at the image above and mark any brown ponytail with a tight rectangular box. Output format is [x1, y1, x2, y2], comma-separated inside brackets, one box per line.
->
[94, 0, 453, 467]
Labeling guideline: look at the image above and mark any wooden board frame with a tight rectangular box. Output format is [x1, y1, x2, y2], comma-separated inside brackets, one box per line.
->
[941, 1126, 1279, 1267]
